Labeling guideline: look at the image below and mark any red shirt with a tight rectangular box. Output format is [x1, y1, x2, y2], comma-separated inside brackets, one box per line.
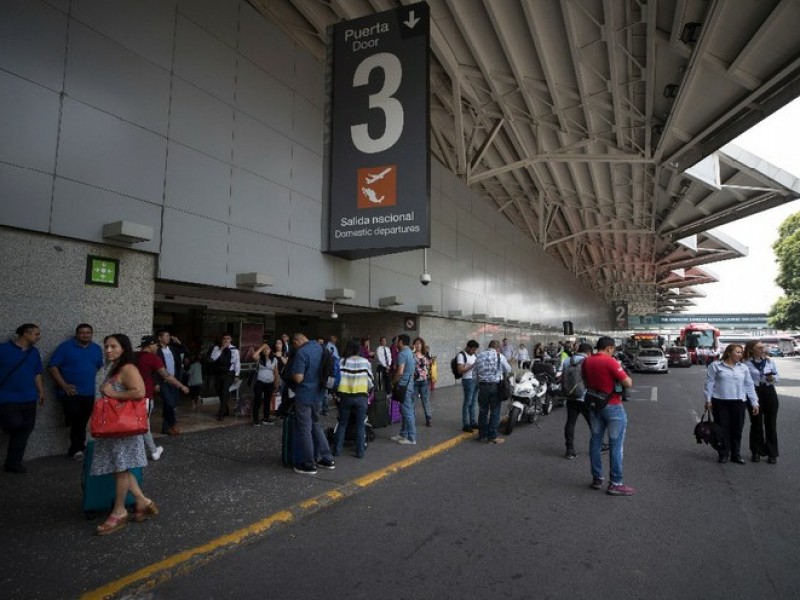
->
[136, 351, 165, 399]
[582, 352, 628, 404]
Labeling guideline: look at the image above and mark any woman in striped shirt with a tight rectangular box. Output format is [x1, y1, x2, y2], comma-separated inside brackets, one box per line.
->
[334, 340, 374, 459]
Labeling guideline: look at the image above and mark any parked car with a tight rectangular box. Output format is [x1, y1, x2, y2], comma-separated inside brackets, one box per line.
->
[666, 346, 691, 368]
[766, 346, 784, 357]
[634, 349, 669, 374]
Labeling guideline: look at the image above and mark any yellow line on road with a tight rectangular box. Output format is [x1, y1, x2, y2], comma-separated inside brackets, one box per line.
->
[81, 432, 473, 600]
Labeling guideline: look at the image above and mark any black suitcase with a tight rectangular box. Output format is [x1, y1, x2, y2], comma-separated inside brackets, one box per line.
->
[81, 440, 143, 519]
[368, 389, 390, 428]
[281, 408, 295, 467]
[325, 411, 376, 446]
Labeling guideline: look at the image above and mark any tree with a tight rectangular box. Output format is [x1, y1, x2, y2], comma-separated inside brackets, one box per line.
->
[768, 212, 800, 329]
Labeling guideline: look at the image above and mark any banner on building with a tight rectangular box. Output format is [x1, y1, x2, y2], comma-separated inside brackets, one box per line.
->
[324, 2, 430, 259]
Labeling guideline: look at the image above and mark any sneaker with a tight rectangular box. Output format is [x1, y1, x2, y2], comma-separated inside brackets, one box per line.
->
[252, 421, 261, 427]
[293, 463, 318, 475]
[590, 478, 604, 490]
[397, 438, 416, 445]
[167, 427, 181, 436]
[151, 446, 164, 461]
[72, 450, 85, 461]
[263, 419, 275, 425]
[487, 437, 506, 445]
[564, 450, 577, 460]
[317, 458, 336, 470]
[390, 435, 405, 442]
[607, 483, 636, 496]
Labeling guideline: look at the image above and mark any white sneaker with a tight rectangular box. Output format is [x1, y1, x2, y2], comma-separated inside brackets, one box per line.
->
[151, 446, 164, 461]
[390, 435, 404, 442]
[397, 438, 416, 445]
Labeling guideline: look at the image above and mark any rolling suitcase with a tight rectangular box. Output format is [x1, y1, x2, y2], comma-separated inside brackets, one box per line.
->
[81, 440, 143, 519]
[281, 407, 296, 467]
[367, 389, 390, 428]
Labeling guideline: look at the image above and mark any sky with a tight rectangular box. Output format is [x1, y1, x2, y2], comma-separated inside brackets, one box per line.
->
[686, 98, 800, 315]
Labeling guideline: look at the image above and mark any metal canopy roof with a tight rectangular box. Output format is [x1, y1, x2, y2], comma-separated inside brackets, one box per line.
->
[250, 0, 800, 315]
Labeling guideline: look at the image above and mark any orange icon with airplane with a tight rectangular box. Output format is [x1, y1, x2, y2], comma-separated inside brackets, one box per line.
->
[357, 164, 397, 208]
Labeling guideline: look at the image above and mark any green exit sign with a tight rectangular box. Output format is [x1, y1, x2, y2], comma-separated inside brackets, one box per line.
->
[85, 255, 119, 287]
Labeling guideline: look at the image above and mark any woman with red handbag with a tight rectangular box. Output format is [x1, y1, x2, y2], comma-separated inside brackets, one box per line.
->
[92, 334, 158, 535]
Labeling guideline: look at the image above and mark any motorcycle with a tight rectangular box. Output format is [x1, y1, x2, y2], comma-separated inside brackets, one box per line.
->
[503, 371, 549, 435]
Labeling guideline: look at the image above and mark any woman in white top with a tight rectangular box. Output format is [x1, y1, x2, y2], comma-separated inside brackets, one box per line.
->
[743, 340, 780, 463]
[251, 342, 279, 425]
[704, 344, 758, 464]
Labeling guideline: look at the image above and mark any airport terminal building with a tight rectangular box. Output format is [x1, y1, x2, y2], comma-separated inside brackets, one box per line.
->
[1, 1, 610, 458]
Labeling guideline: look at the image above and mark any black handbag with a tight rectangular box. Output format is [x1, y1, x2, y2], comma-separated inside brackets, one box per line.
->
[584, 388, 611, 411]
[694, 409, 724, 450]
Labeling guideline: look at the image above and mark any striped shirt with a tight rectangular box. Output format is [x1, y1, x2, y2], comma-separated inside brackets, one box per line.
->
[337, 356, 374, 395]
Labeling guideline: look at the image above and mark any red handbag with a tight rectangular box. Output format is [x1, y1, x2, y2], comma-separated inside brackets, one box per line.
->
[90, 396, 149, 438]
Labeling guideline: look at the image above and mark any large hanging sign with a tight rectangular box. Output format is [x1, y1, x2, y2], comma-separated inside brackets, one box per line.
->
[324, 2, 430, 259]
[612, 300, 629, 330]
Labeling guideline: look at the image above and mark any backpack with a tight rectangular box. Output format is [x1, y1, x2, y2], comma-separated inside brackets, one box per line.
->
[451, 351, 466, 379]
[319, 348, 341, 391]
[209, 347, 231, 376]
[562, 355, 586, 399]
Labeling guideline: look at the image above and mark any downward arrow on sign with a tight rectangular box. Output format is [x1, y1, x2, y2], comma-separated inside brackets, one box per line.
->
[403, 10, 420, 28]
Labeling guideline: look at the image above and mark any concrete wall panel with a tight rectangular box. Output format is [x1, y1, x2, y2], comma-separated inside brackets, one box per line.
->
[159, 209, 228, 285]
[230, 168, 291, 237]
[0, 0, 67, 91]
[174, 16, 237, 104]
[65, 22, 171, 134]
[236, 57, 294, 138]
[177, 0, 238, 48]
[0, 164, 53, 233]
[71, 0, 176, 70]
[165, 142, 232, 221]
[0, 72, 61, 172]
[57, 98, 167, 203]
[170, 79, 234, 163]
[51, 178, 163, 254]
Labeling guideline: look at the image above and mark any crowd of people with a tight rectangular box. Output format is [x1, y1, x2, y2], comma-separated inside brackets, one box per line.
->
[0, 322, 785, 533]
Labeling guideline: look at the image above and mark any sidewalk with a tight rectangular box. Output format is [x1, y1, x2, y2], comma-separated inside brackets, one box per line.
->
[0, 384, 467, 599]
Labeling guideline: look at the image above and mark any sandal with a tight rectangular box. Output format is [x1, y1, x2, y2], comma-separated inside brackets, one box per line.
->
[131, 500, 159, 523]
[96, 512, 128, 536]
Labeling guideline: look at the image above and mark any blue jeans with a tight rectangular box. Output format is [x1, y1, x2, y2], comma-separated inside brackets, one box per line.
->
[293, 400, 333, 467]
[477, 383, 502, 440]
[399, 382, 416, 442]
[461, 378, 478, 426]
[334, 394, 368, 457]
[414, 380, 431, 419]
[590, 403, 627, 484]
[160, 383, 179, 432]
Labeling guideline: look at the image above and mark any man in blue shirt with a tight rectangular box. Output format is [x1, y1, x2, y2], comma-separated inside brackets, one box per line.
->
[0, 323, 45, 473]
[391, 334, 418, 445]
[290, 333, 335, 475]
[48, 323, 103, 459]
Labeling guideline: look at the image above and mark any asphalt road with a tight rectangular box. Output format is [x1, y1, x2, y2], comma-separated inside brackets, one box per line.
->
[4, 360, 800, 599]
[152, 360, 800, 600]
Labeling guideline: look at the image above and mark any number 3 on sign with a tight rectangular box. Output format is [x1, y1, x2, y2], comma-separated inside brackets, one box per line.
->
[351, 52, 403, 154]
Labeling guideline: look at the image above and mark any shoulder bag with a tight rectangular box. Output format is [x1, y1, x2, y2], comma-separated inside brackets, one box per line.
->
[90, 375, 148, 438]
